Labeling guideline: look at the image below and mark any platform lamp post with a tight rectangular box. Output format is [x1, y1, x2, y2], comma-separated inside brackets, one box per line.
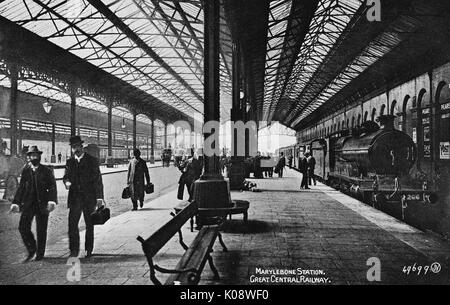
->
[43, 98, 56, 164]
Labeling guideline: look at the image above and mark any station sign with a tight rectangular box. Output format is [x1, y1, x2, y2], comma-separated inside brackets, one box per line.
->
[440, 142, 450, 159]
[440, 102, 450, 111]
[422, 107, 431, 115]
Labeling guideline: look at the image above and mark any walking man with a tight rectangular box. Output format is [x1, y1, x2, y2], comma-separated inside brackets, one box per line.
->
[10, 146, 57, 261]
[127, 149, 151, 210]
[63, 136, 104, 258]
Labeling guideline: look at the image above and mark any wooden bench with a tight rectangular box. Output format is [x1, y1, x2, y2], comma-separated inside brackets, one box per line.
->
[136, 200, 228, 285]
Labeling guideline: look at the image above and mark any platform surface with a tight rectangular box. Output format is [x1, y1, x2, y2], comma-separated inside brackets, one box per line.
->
[0, 168, 449, 285]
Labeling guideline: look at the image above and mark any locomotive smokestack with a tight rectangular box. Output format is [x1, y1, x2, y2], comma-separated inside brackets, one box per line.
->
[377, 115, 395, 130]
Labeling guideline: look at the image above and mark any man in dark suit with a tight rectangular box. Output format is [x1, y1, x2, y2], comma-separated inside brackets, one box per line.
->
[10, 146, 57, 262]
[300, 152, 310, 189]
[63, 136, 104, 258]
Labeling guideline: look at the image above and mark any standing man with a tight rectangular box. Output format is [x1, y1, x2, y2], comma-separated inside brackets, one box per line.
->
[299, 152, 310, 189]
[276, 152, 286, 178]
[63, 136, 104, 258]
[10, 146, 57, 261]
[307, 153, 317, 186]
[57, 152, 62, 163]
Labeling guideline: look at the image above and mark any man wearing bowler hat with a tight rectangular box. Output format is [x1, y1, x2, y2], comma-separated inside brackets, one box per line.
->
[63, 135, 104, 258]
[10, 146, 57, 261]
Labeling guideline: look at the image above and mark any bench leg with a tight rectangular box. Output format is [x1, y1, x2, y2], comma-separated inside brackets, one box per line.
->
[177, 230, 188, 251]
[243, 211, 248, 223]
[149, 261, 162, 285]
[207, 253, 220, 280]
[218, 232, 228, 252]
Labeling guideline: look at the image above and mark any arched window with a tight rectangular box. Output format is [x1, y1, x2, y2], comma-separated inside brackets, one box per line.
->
[417, 89, 428, 158]
[364, 111, 368, 122]
[400, 95, 410, 133]
[371, 108, 377, 121]
[346, 118, 349, 129]
[380, 104, 386, 116]
[351, 117, 355, 128]
[390, 100, 397, 115]
[357, 114, 361, 126]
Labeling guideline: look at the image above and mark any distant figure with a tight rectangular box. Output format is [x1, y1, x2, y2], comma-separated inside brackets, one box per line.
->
[276, 152, 286, 178]
[288, 155, 293, 168]
[299, 152, 309, 189]
[10, 146, 57, 261]
[177, 153, 201, 201]
[127, 149, 151, 211]
[307, 153, 317, 186]
[253, 151, 263, 178]
[58, 152, 62, 163]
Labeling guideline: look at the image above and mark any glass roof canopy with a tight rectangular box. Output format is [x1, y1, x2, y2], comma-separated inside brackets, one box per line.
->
[0, 0, 413, 130]
[0, 0, 233, 121]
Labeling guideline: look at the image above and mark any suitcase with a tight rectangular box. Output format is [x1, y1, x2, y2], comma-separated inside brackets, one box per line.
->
[91, 206, 110, 225]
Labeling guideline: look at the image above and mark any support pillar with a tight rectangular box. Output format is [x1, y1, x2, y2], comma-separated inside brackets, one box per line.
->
[229, 43, 246, 189]
[194, 0, 232, 213]
[150, 118, 155, 163]
[132, 112, 137, 150]
[70, 90, 76, 137]
[18, 119, 22, 155]
[164, 123, 168, 148]
[107, 102, 113, 160]
[51, 123, 56, 163]
[9, 65, 18, 156]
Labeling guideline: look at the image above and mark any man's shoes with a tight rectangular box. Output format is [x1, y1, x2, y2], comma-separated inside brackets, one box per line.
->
[35, 255, 44, 261]
[132, 207, 137, 211]
[69, 251, 79, 258]
[140, 202, 143, 208]
[85, 250, 93, 258]
[23, 250, 36, 263]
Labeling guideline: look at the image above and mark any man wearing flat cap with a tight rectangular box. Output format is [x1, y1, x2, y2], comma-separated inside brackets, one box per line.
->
[63, 135, 104, 258]
[10, 146, 57, 262]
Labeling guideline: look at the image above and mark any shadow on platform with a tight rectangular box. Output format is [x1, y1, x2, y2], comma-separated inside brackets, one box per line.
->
[221, 219, 274, 234]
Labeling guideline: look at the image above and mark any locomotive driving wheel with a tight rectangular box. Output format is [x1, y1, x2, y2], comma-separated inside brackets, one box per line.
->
[3, 175, 18, 202]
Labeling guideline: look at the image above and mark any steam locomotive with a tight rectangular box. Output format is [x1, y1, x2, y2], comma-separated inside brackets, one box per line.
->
[277, 115, 437, 212]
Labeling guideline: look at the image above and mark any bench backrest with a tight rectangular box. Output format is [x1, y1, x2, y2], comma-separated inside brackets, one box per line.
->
[140, 201, 197, 258]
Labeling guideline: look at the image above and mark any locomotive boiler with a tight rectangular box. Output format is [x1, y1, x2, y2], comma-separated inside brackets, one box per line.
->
[278, 115, 437, 217]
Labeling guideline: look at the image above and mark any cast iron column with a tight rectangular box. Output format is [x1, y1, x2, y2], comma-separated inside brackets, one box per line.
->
[132, 112, 137, 150]
[9, 65, 18, 156]
[51, 123, 56, 157]
[70, 90, 76, 137]
[229, 43, 246, 189]
[194, 0, 232, 212]
[202, 0, 220, 177]
[164, 123, 168, 148]
[107, 102, 113, 158]
[150, 118, 155, 163]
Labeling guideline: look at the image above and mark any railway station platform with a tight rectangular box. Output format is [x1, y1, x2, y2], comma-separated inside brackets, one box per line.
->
[0, 168, 449, 285]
